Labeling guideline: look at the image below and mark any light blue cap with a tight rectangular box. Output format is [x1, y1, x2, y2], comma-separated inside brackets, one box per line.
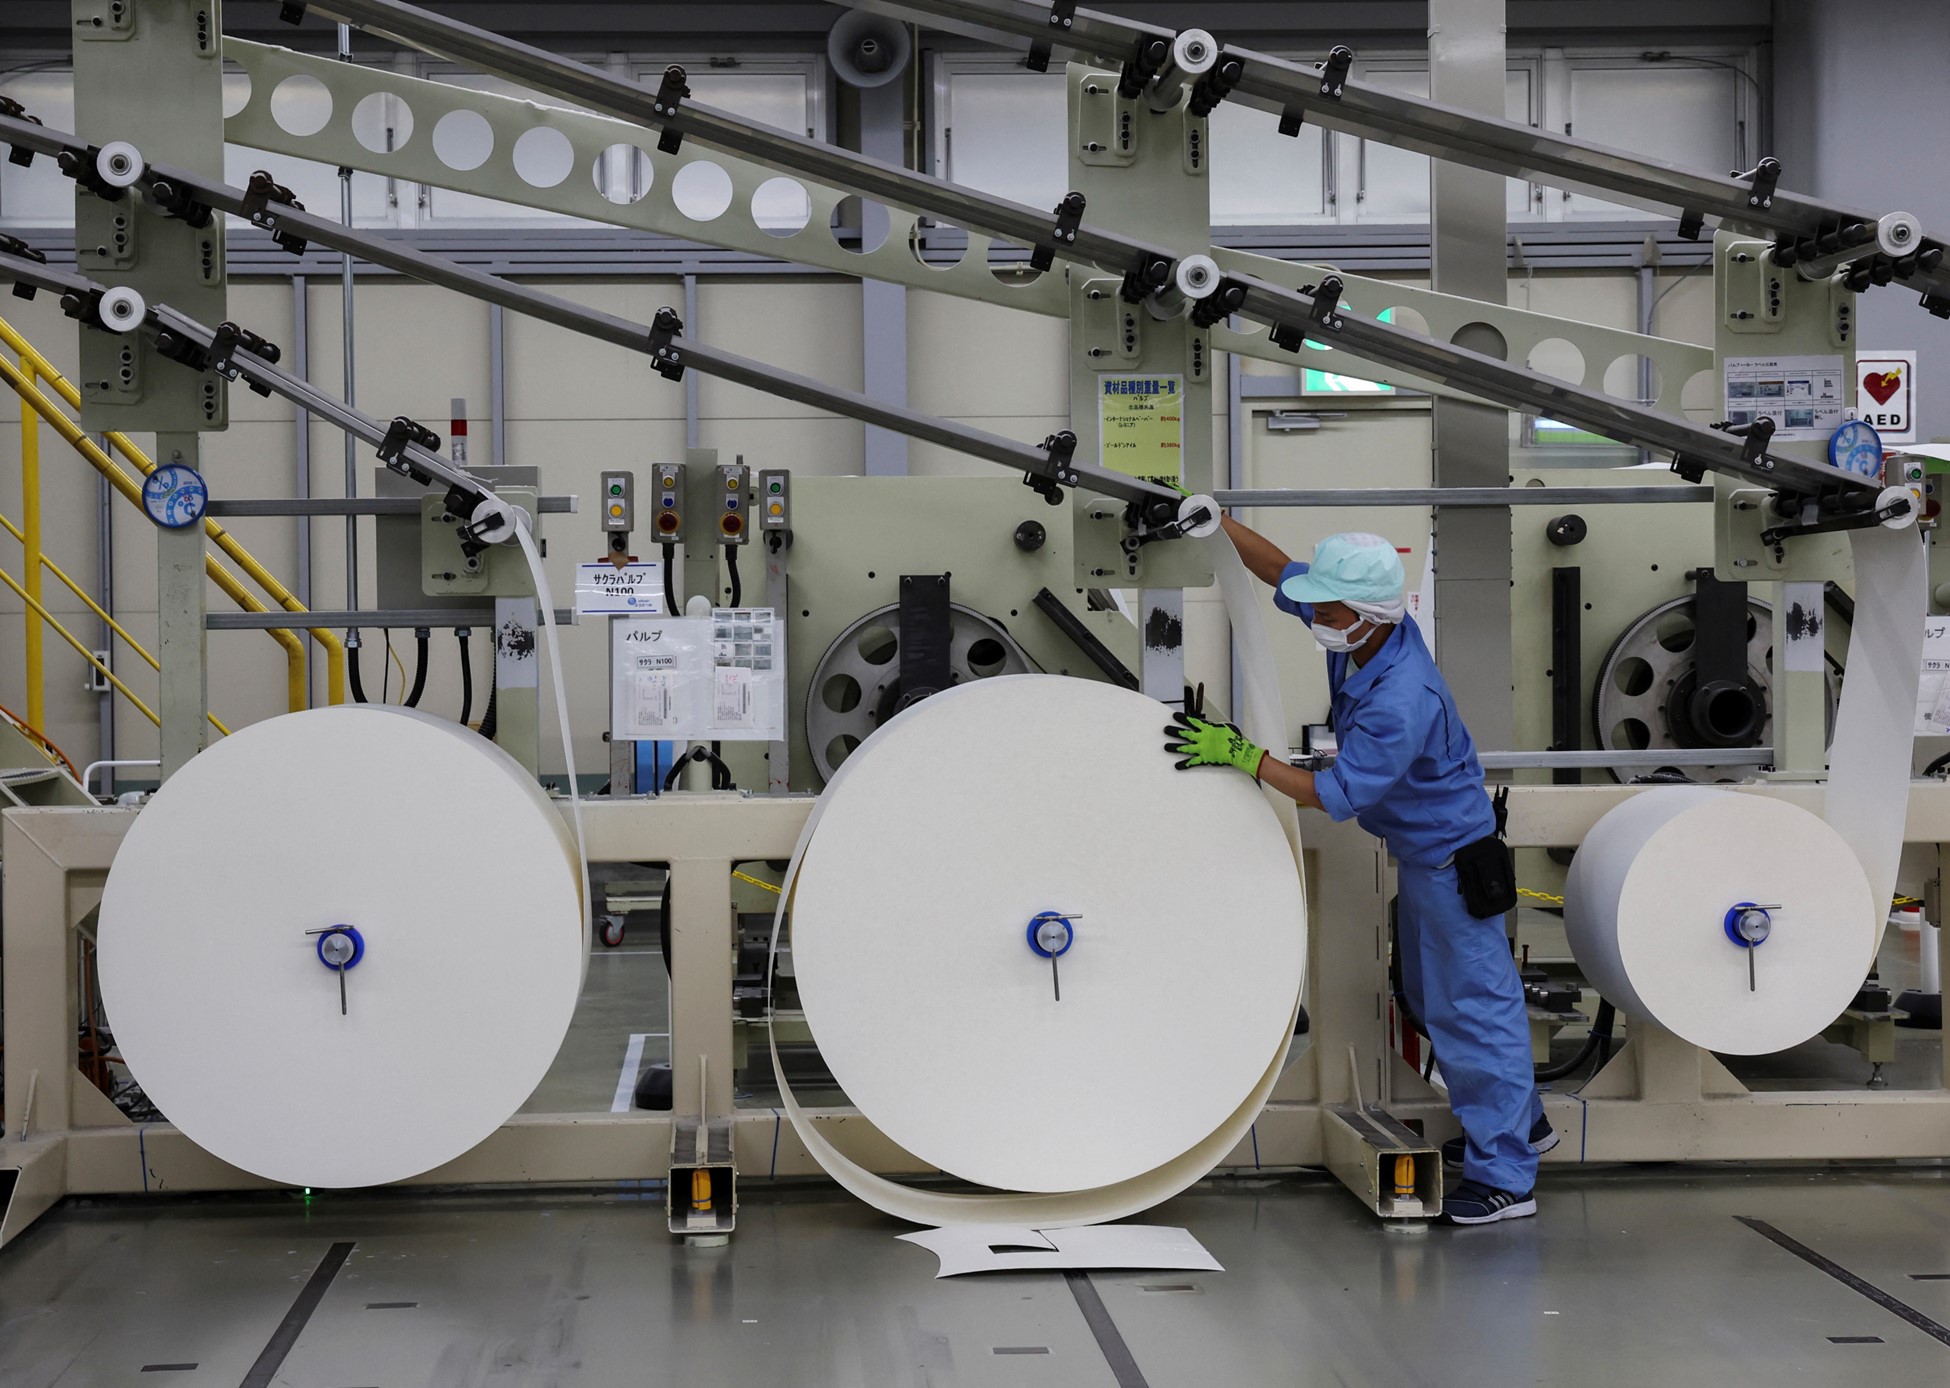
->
[1278, 532, 1406, 610]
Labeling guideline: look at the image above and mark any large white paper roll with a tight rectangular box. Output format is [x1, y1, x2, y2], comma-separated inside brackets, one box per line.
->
[97, 705, 584, 1188]
[772, 533, 1308, 1225]
[1563, 787, 1875, 1054]
[786, 675, 1306, 1194]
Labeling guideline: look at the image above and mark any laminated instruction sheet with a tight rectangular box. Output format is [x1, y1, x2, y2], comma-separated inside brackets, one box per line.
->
[611, 607, 785, 741]
[1722, 354, 1848, 443]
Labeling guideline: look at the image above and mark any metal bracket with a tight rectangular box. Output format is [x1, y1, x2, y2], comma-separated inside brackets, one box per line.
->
[1760, 491, 1912, 548]
[0, 235, 45, 300]
[1678, 209, 1706, 241]
[205, 321, 282, 397]
[652, 66, 690, 156]
[56, 146, 124, 202]
[1306, 274, 1347, 332]
[1188, 52, 1245, 118]
[1189, 276, 1248, 329]
[1710, 414, 1777, 467]
[1118, 252, 1174, 305]
[240, 170, 308, 254]
[1025, 430, 1079, 504]
[1116, 34, 1171, 100]
[1032, 191, 1086, 273]
[1734, 157, 1783, 211]
[0, 97, 40, 167]
[1028, 0, 1077, 73]
[1317, 45, 1354, 98]
[377, 415, 442, 482]
[1924, 292, 1950, 321]
[279, 2, 308, 22]
[147, 173, 216, 230]
[647, 307, 686, 382]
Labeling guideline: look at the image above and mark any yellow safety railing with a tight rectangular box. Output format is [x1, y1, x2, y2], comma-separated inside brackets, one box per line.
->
[2, 315, 346, 725]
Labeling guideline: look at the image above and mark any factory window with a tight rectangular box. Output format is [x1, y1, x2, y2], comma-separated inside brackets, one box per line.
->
[1553, 55, 1749, 220]
[1344, 62, 1537, 223]
[222, 66, 398, 231]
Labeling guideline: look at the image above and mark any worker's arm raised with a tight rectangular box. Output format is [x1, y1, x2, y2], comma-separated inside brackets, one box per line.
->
[1220, 516, 1292, 588]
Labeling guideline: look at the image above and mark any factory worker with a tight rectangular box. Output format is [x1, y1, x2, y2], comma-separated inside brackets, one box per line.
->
[1163, 523, 1553, 1226]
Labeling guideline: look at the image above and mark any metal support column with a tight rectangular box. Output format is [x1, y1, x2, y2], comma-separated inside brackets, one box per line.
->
[1429, 0, 1513, 749]
[155, 434, 208, 778]
[95, 462, 114, 779]
[292, 274, 314, 702]
[859, 81, 909, 477]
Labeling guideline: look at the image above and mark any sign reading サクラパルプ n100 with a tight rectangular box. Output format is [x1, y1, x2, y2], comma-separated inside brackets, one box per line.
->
[1856, 350, 1918, 445]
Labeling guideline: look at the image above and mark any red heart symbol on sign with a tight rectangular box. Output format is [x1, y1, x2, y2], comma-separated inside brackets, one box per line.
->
[1863, 370, 1903, 405]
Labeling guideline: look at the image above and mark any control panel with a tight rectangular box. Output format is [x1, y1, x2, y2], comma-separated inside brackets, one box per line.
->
[652, 462, 684, 541]
[717, 461, 751, 545]
[601, 471, 634, 533]
[758, 468, 790, 532]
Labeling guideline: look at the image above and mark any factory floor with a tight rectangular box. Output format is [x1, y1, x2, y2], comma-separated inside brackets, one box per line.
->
[1, 1165, 1946, 1387]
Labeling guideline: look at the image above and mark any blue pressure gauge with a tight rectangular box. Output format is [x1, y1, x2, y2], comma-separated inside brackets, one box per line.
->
[1828, 420, 1885, 480]
[141, 463, 209, 530]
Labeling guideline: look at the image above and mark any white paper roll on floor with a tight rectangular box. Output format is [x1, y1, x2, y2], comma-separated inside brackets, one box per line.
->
[97, 705, 584, 1188]
[786, 675, 1306, 1195]
[1563, 787, 1875, 1054]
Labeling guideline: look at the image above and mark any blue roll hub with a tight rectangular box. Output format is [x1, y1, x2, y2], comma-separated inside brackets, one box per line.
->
[1026, 911, 1075, 958]
[316, 924, 365, 971]
[1723, 903, 1772, 949]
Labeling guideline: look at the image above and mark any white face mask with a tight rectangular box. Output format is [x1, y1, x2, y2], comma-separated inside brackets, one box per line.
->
[1313, 619, 1373, 655]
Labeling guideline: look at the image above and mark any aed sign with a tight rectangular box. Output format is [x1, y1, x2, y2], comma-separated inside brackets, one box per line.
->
[1856, 350, 1917, 444]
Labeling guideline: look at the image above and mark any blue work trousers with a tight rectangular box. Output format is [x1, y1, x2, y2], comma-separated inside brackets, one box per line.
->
[1397, 859, 1543, 1194]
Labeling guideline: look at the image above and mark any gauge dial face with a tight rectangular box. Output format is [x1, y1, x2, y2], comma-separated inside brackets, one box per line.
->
[1829, 420, 1885, 480]
[142, 463, 209, 529]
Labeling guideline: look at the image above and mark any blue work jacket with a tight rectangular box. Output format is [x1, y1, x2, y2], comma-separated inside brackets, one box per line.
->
[1276, 563, 1496, 866]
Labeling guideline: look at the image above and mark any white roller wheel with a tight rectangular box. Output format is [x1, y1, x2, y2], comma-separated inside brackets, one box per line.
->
[1172, 29, 1219, 76]
[1878, 485, 1920, 529]
[98, 285, 146, 333]
[1174, 254, 1220, 301]
[96, 140, 144, 189]
[1177, 493, 1222, 539]
[1877, 211, 1923, 259]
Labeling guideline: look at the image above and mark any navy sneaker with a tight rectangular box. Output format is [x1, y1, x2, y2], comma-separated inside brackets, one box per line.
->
[1442, 1115, 1559, 1170]
[1441, 1179, 1537, 1225]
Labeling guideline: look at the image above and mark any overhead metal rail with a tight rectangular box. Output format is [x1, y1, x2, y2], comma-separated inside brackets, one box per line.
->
[270, 1, 1872, 506]
[830, 0, 1950, 310]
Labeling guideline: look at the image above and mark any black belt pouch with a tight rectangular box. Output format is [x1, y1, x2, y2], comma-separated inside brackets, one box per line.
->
[1452, 833, 1518, 917]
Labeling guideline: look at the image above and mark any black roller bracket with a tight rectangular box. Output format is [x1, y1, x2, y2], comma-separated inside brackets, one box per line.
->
[1028, 0, 1077, 73]
[895, 574, 953, 712]
[205, 320, 282, 397]
[240, 170, 307, 254]
[376, 415, 441, 484]
[56, 146, 124, 203]
[1545, 514, 1587, 548]
[1032, 191, 1086, 273]
[1118, 253, 1173, 305]
[1013, 519, 1047, 552]
[1189, 276, 1248, 329]
[0, 234, 45, 300]
[1118, 36, 1170, 100]
[1277, 106, 1307, 138]
[1710, 414, 1777, 467]
[1317, 46, 1354, 98]
[150, 325, 211, 372]
[1308, 274, 1347, 332]
[148, 176, 215, 231]
[1925, 292, 1950, 321]
[58, 286, 108, 332]
[279, 2, 307, 22]
[1028, 429, 1080, 505]
[1734, 157, 1782, 211]
[1678, 209, 1706, 241]
[653, 66, 690, 156]
[0, 96, 40, 167]
[1188, 53, 1245, 118]
[1032, 587, 1139, 690]
[647, 307, 686, 382]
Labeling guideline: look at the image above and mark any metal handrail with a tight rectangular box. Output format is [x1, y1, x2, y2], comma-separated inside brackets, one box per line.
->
[0, 562, 169, 730]
[0, 319, 347, 711]
[0, 507, 230, 736]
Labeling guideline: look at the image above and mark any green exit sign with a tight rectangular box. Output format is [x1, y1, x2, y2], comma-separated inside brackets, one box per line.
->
[1301, 306, 1397, 394]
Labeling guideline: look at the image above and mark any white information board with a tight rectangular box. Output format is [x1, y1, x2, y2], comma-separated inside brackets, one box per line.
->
[574, 561, 665, 616]
[611, 608, 785, 741]
[1723, 355, 1847, 443]
[1917, 615, 1950, 736]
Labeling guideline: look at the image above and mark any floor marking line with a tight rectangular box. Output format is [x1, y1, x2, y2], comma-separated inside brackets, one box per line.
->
[240, 1240, 356, 1388]
[609, 1032, 665, 1113]
[1735, 1217, 1950, 1348]
[140, 1365, 198, 1373]
[1064, 1271, 1152, 1388]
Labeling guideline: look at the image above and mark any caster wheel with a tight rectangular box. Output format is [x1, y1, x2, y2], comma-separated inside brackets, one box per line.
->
[601, 916, 626, 948]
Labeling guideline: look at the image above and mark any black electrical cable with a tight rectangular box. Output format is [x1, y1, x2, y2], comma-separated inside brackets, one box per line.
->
[662, 541, 678, 615]
[347, 634, 368, 704]
[661, 744, 736, 792]
[725, 546, 742, 607]
[1537, 998, 1620, 1083]
[479, 658, 499, 740]
[1925, 749, 1950, 778]
[381, 628, 393, 704]
[404, 627, 429, 708]
[457, 627, 473, 727]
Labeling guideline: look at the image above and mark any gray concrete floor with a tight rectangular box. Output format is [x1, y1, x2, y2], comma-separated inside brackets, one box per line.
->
[1, 1166, 1946, 1386]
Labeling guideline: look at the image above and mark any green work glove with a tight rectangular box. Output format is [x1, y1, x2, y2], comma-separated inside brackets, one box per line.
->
[1163, 711, 1265, 777]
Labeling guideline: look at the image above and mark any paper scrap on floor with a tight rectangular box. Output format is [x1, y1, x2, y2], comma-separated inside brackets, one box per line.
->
[900, 1224, 1223, 1278]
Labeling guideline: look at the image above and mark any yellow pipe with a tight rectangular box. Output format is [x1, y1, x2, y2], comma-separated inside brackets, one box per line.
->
[0, 563, 171, 731]
[20, 365, 43, 731]
[0, 320, 347, 706]
[0, 508, 229, 736]
[0, 354, 340, 712]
